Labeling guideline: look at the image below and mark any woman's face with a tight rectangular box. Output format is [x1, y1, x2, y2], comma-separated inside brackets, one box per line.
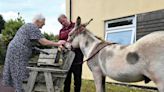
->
[37, 19, 45, 28]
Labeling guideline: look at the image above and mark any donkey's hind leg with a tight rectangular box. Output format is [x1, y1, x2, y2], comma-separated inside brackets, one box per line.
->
[92, 67, 106, 92]
[145, 71, 164, 92]
[145, 67, 164, 92]
[145, 62, 164, 92]
[156, 81, 164, 92]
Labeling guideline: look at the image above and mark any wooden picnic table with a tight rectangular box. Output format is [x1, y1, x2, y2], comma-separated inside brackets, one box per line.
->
[23, 48, 75, 92]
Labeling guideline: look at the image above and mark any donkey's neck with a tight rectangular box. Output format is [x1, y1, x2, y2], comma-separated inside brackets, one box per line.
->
[79, 31, 102, 59]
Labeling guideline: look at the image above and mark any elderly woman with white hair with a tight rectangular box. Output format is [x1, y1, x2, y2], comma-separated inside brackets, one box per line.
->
[2, 14, 65, 92]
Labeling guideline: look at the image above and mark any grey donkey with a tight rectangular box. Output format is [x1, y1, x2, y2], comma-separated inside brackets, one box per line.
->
[65, 16, 164, 92]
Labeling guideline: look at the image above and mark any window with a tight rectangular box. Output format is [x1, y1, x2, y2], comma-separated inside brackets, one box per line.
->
[105, 16, 136, 45]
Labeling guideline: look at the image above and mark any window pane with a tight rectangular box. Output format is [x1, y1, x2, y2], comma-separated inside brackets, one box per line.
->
[106, 30, 133, 45]
[108, 20, 133, 28]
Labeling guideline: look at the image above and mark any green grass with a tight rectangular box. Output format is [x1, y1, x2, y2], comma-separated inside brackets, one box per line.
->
[0, 65, 3, 73]
[0, 65, 157, 92]
[64, 80, 157, 92]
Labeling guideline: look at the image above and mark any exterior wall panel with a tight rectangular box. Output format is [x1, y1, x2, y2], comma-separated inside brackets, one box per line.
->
[137, 9, 164, 40]
[66, 0, 164, 87]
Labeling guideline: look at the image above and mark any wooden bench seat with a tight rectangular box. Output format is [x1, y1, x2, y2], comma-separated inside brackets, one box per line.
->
[24, 48, 75, 92]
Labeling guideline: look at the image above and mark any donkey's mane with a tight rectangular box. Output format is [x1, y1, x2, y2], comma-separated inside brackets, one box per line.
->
[85, 29, 105, 42]
[94, 36, 105, 42]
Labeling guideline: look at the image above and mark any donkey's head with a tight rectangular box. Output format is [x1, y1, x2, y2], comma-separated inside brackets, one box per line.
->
[66, 16, 93, 49]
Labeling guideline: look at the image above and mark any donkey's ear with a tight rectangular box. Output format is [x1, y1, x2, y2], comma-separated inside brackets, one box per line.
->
[76, 16, 81, 27]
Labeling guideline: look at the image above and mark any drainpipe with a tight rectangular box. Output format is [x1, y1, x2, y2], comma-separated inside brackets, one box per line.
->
[70, 0, 72, 21]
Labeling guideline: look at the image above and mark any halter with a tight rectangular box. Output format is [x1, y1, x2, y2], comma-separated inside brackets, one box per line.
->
[64, 18, 117, 62]
[84, 42, 117, 62]
[67, 18, 93, 42]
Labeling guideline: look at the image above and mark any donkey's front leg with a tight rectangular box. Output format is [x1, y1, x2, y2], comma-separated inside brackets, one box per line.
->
[92, 67, 106, 92]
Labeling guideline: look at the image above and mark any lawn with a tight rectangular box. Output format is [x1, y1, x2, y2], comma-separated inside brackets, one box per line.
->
[65, 79, 158, 92]
[0, 65, 158, 92]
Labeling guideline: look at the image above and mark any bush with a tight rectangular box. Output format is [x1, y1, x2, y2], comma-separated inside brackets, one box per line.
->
[2, 17, 25, 46]
[0, 17, 25, 65]
[43, 32, 59, 42]
[0, 16, 59, 65]
[0, 39, 6, 64]
[35, 32, 59, 49]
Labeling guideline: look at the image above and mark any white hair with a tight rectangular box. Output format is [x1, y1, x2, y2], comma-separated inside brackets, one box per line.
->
[58, 14, 66, 21]
[32, 14, 45, 23]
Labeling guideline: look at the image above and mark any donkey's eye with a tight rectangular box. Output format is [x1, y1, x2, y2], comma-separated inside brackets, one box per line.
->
[68, 33, 72, 37]
[85, 41, 89, 46]
[69, 34, 72, 38]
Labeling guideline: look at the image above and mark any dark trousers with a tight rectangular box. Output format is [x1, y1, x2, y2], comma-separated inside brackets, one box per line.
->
[64, 64, 82, 92]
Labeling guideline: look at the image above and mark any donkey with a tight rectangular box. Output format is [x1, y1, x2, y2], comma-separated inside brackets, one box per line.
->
[65, 16, 164, 92]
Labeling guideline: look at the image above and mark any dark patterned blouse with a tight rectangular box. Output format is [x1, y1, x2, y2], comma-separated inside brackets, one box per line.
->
[2, 23, 44, 92]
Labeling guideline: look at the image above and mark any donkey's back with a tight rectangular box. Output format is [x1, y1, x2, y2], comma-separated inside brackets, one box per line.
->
[134, 31, 164, 61]
[96, 31, 164, 92]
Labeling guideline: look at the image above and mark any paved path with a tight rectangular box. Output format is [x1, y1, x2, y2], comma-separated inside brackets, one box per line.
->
[0, 74, 15, 92]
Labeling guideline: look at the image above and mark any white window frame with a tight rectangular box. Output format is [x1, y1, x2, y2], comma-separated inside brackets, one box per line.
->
[105, 15, 136, 45]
